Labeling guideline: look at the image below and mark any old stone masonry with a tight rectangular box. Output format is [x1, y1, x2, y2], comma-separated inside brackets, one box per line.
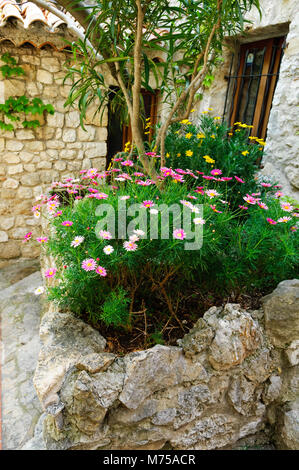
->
[32, 279, 299, 450]
[0, 259, 44, 450]
[0, 263, 298, 450]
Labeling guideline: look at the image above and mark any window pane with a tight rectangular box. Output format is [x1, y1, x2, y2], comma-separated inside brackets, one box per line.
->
[236, 47, 265, 125]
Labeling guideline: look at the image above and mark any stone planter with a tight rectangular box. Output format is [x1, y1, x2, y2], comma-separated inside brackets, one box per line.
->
[32, 279, 299, 450]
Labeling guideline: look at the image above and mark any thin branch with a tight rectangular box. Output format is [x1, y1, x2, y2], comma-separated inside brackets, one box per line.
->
[156, 0, 223, 164]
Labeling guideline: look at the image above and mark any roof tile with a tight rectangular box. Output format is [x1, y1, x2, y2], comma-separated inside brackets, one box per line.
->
[0, 0, 68, 30]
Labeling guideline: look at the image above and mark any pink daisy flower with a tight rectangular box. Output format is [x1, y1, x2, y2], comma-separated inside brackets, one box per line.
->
[281, 202, 294, 212]
[86, 168, 98, 178]
[44, 268, 57, 278]
[239, 205, 248, 210]
[96, 265, 107, 277]
[235, 176, 245, 183]
[161, 167, 174, 177]
[243, 195, 257, 205]
[221, 177, 233, 182]
[261, 182, 272, 187]
[194, 186, 205, 195]
[95, 192, 109, 200]
[53, 210, 62, 217]
[258, 202, 269, 210]
[290, 226, 298, 232]
[278, 217, 291, 223]
[23, 232, 32, 242]
[36, 237, 48, 243]
[267, 218, 277, 225]
[180, 200, 194, 209]
[121, 160, 134, 167]
[172, 174, 185, 183]
[275, 191, 283, 198]
[98, 230, 112, 240]
[211, 169, 222, 176]
[145, 152, 157, 157]
[206, 189, 220, 198]
[81, 258, 97, 271]
[123, 241, 138, 251]
[210, 205, 222, 213]
[62, 221, 73, 227]
[141, 200, 154, 208]
[173, 228, 186, 240]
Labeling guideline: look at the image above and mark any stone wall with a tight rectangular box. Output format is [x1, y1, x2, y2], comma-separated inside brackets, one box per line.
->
[0, 42, 108, 260]
[31, 279, 299, 450]
[193, 0, 299, 201]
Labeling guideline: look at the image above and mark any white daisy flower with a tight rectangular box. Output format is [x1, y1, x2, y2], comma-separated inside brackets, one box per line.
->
[103, 245, 114, 255]
[129, 234, 140, 242]
[133, 229, 145, 236]
[71, 236, 85, 247]
[34, 286, 45, 295]
[194, 217, 206, 225]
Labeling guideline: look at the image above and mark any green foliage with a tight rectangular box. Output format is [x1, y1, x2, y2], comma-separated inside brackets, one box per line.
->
[0, 54, 55, 132]
[31, 152, 298, 332]
[63, 0, 261, 130]
[163, 114, 263, 207]
[0, 52, 25, 78]
[100, 288, 131, 327]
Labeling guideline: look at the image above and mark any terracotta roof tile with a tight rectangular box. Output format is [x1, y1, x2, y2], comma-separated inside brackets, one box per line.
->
[0, 0, 68, 30]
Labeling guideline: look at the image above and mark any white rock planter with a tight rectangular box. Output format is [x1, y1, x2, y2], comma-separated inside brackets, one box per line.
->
[33, 279, 299, 450]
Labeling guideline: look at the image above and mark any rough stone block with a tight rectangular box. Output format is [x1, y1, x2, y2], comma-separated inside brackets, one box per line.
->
[262, 279, 299, 348]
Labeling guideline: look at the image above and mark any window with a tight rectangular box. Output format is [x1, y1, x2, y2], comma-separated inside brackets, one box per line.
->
[107, 89, 159, 166]
[224, 36, 285, 139]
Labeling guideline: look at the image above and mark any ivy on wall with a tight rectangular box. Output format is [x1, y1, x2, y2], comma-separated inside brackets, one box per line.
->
[0, 52, 54, 131]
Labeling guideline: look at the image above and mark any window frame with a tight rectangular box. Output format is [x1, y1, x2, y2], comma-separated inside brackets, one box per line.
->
[228, 36, 285, 139]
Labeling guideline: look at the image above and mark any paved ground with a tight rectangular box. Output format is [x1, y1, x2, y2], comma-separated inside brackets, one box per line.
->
[0, 259, 45, 450]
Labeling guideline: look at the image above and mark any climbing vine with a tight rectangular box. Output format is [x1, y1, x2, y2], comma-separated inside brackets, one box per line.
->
[0, 52, 54, 131]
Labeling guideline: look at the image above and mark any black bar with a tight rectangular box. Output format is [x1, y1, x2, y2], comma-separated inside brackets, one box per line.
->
[222, 53, 234, 123]
[224, 73, 280, 79]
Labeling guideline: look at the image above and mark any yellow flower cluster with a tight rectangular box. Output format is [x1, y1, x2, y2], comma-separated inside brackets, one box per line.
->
[203, 155, 215, 164]
[124, 141, 131, 152]
[185, 132, 193, 139]
[249, 136, 266, 146]
[180, 119, 191, 125]
[186, 150, 193, 157]
[144, 117, 152, 135]
[234, 122, 253, 129]
[197, 133, 205, 139]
